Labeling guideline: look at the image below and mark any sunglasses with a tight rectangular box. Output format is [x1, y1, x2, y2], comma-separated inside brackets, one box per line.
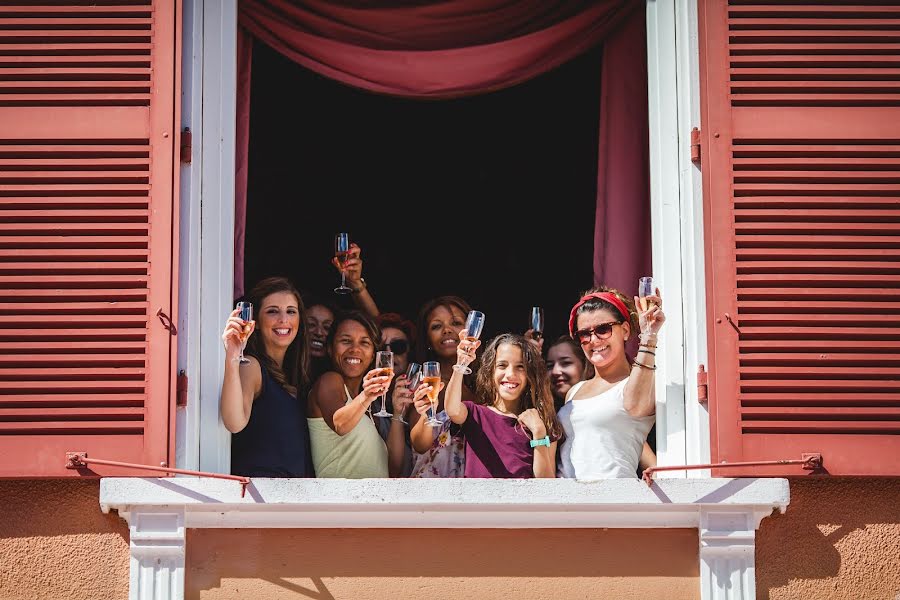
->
[573, 321, 622, 344]
[380, 339, 409, 355]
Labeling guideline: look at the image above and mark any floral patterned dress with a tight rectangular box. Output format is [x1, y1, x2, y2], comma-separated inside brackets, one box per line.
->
[410, 410, 465, 478]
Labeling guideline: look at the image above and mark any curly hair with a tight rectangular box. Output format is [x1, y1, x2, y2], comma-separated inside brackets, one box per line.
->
[474, 333, 562, 440]
[243, 276, 310, 397]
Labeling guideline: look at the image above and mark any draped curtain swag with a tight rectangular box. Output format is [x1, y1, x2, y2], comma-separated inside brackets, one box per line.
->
[234, 0, 649, 298]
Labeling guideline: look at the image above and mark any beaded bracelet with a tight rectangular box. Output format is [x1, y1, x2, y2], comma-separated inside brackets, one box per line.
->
[633, 360, 657, 371]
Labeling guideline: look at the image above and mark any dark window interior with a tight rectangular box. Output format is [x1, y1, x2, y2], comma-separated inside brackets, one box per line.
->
[245, 42, 603, 344]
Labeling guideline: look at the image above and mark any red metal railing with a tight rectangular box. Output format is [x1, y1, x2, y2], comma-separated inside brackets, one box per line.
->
[66, 452, 251, 497]
[642, 453, 823, 485]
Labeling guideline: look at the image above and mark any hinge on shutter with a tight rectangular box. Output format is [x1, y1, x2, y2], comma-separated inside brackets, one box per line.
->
[176, 370, 188, 407]
[180, 127, 192, 164]
[690, 127, 701, 167]
[642, 453, 823, 486]
[66, 452, 251, 497]
[697, 364, 708, 404]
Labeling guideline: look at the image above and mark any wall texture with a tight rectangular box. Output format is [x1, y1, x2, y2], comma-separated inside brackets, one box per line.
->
[756, 477, 900, 600]
[0, 480, 129, 600]
[186, 528, 699, 600]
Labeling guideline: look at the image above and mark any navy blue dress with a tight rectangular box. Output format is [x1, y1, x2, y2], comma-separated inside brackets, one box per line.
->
[231, 367, 313, 477]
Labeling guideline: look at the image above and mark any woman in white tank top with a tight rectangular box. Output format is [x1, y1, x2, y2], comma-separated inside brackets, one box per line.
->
[557, 286, 665, 479]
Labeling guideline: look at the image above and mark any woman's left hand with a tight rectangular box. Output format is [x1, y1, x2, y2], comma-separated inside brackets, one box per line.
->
[634, 287, 665, 335]
[517, 408, 547, 440]
[390, 375, 414, 415]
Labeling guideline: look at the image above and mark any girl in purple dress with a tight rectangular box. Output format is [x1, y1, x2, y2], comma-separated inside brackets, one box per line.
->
[417, 331, 561, 478]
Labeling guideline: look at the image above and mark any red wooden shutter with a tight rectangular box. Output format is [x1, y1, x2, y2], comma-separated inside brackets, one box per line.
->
[0, 1, 180, 476]
[699, 1, 900, 476]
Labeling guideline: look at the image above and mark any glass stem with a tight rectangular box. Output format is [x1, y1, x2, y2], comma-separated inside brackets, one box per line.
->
[341, 270, 346, 288]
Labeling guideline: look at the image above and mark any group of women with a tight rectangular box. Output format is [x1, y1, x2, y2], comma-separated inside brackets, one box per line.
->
[220, 244, 665, 480]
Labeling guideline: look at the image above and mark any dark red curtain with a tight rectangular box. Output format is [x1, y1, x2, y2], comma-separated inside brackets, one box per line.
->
[234, 0, 648, 298]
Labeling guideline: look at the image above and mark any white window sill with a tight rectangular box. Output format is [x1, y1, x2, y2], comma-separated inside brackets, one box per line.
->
[101, 477, 787, 600]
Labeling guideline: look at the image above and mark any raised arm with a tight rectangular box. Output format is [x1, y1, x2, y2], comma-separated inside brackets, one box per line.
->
[220, 309, 262, 433]
[409, 378, 445, 453]
[323, 369, 392, 435]
[334, 243, 380, 318]
[624, 288, 666, 418]
[445, 330, 479, 425]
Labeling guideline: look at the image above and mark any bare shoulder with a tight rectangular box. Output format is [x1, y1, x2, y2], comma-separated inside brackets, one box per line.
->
[309, 371, 343, 402]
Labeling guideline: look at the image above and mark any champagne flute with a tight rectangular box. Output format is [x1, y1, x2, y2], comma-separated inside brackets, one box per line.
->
[399, 362, 422, 425]
[372, 350, 394, 417]
[236, 301, 253, 365]
[334, 232, 352, 294]
[422, 361, 442, 426]
[530, 306, 544, 341]
[638, 276, 655, 312]
[454, 310, 484, 375]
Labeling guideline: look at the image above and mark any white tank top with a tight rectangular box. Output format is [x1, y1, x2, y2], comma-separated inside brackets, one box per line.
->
[557, 378, 654, 479]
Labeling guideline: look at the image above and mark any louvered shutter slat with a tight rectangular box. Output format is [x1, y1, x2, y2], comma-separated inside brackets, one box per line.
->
[700, 1, 900, 475]
[0, 1, 177, 477]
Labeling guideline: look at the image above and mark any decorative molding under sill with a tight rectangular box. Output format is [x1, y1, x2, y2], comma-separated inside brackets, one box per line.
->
[100, 478, 789, 600]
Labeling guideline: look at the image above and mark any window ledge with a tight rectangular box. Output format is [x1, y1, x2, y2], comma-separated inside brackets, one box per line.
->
[101, 478, 788, 600]
[100, 477, 788, 529]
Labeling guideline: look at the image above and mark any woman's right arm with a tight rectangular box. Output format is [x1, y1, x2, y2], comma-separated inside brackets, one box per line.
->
[445, 330, 479, 425]
[220, 310, 262, 433]
[409, 380, 443, 453]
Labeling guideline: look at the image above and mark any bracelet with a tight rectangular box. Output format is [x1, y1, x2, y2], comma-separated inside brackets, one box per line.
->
[391, 415, 404, 422]
[633, 360, 657, 371]
[638, 348, 656, 356]
[350, 277, 367, 294]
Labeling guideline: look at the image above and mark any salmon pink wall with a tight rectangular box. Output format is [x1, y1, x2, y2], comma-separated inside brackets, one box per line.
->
[0, 480, 129, 600]
[756, 478, 900, 600]
[186, 528, 699, 599]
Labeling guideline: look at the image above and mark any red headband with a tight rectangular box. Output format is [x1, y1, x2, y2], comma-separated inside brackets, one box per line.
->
[568, 292, 630, 336]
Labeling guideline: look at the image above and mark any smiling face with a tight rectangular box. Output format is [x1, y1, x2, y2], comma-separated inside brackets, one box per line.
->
[306, 304, 334, 359]
[575, 307, 630, 372]
[381, 326, 410, 374]
[257, 291, 301, 355]
[492, 343, 528, 405]
[329, 318, 376, 379]
[546, 341, 584, 401]
[426, 304, 467, 361]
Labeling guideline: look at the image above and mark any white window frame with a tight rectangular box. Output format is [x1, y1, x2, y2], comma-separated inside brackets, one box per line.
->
[175, 0, 711, 476]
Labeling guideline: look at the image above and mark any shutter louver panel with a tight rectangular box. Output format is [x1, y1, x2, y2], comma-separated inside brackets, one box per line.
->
[0, 1, 177, 477]
[700, 1, 900, 475]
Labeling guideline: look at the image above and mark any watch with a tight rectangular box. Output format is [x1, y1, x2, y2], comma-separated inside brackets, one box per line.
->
[351, 277, 366, 294]
[529, 435, 550, 448]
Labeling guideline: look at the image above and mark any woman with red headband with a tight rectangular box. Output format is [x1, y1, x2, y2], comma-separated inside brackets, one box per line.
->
[557, 285, 665, 479]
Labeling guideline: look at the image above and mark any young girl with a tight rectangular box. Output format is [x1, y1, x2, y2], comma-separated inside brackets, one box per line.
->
[416, 331, 561, 478]
[307, 310, 394, 478]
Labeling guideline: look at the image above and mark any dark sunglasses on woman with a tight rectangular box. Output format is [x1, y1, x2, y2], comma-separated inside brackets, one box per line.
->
[573, 321, 621, 344]
[381, 339, 409, 355]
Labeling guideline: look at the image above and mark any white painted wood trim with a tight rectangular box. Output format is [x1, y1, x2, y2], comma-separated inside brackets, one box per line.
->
[674, 0, 712, 472]
[700, 507, 771, 600]
[645, 0, 687, 472]
[197, 0, 238, 474]
[174, 0, 204, 471]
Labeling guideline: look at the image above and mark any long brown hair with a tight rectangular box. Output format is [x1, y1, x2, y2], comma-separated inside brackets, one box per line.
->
[475, 333, 562, 440]
[243, 277, 310, 397]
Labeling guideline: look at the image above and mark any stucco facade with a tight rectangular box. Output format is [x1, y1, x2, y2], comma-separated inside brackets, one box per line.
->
[1, 478, 898, 599]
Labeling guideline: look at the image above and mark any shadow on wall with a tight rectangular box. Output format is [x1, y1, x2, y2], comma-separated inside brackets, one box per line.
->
[0, 480, 130, 600]
[756, 477, 900, 600]
[186, 528, 699, 600]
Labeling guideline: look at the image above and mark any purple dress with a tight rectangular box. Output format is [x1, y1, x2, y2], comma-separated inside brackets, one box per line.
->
[461, 400, 536, 478]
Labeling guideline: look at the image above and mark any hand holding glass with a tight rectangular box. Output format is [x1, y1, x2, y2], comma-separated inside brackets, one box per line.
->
[530, 306, 544, 341]
[372, 350, 394, 417]
[638, 276, 655, 312]
[334, 232, 352, 294]
[235, 301, 253, 364]
[454, 310, 485, 375]
[398, 362, 422, 425]
[422, 361, 442, 426]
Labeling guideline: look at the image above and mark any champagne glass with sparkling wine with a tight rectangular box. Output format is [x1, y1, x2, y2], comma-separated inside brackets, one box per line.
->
[454, 310, 484, 375]
[422, 361, 442, 426]
[372, 350, 394, 418]
[235, 301, 253, 365]
[334, 232, 352, 294]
